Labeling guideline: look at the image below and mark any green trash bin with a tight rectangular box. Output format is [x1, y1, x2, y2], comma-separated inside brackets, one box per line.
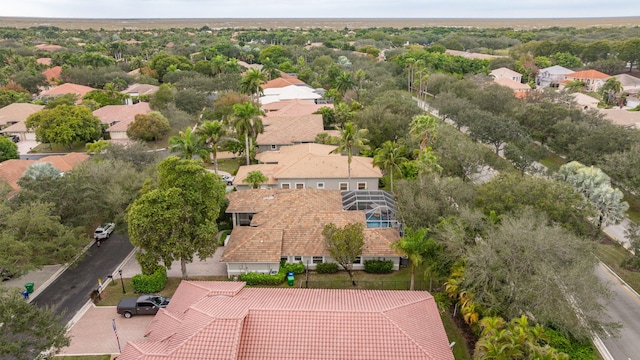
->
[25, 282, 35, 294]
[287, 272, 294, 287]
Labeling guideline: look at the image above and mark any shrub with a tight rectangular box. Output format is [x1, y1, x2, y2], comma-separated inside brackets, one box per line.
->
[240, 272, 285, 286]
[364, 259, 394, 274]
[316, 262, 339, 274]
[131, 265, 168, 293]
[281, 262, 305, 274]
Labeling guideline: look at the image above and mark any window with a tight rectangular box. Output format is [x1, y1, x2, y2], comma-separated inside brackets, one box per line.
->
[270, 144, 277, 150]
[281, 256, 288, 263]
[281, 183, 290, 189]
[295, 183, 305, 189]
[316, 182, 325, 189]
[237, 213, 254, 226]
[339, 182, 348, 191]
[313, 256, 323, 264]
[357, 182, 367, 190]
[353, 256, 362, 264]
[294, 256, 302, 262]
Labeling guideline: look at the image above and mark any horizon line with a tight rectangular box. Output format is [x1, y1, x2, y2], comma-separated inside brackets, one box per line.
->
[2, 15, 640, 20]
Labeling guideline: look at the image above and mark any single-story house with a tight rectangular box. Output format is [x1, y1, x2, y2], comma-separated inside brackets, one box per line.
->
[36, 58, 52, 65]
[92, 102, 152, 140]
[222, 188, 401, 275]
[494, 78, 531, 98]
[612, 73, 640, 95]
[233, 143, 382, 191]
[118, 281, 454, 360]
[490, 67, 523, 83]
[536, 65, 574, 88]
[260, 84, 324, 105]
[600, 109, 640, 129]
[34, 44, 63, 52]
[0, 103, 43, 129]
[262, 73, 306, 89]
[41, 66, 62, 86]
[39, 83, 96, 101]
[571, 93, 600, 109]
[121, 83, 159, 105]
[563, 70, 610, 92]
[262, 98, 333, 117]
[0, 153, 89, 196]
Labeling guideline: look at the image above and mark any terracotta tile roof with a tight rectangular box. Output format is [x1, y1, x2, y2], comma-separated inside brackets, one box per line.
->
[40, 83, 96, 98]
[263, 99, 333, 117]
[92, 102, 152, 131]
[262, 76, 306, 89]
[42, 66, 62, 84]
[233, 164, 280, 186]
[119, 281, 454, 360]
[235, 143, 381, 185]
[565, 70, 610, 79]
[36, 58, 52, 65]
[0, 103, 44, 126]
[257, 114, 324, 146]
[34, 44, 63, 52]
[494, 78, 531, 91]
[122, 84, 159, 96]
[600, 109, 640, 128]
[222, 189, 399, 261]
[0, 153, 89, 194]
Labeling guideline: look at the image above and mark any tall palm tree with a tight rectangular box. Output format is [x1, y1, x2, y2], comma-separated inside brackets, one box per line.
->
[373, 140, 408, 192]
[334, 71, 355, 99]
[197, 120, 237, 173]
[391, 227, 429, 290]
[329, 122, 370, 182]
[244, 170, 268, 189]
[409, 115, 439, 150]
[232, 102, 264, 165]
[599, 77, 622, 106]
[168, 127, 209, 161]
[239, 68, 268, 103]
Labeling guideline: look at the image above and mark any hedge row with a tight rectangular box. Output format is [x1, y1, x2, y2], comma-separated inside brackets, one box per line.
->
[240, 262, 306, 286]
[316, 262, 339, 274]
[131, 265, 168, 293]
[364, 259, 394, 274]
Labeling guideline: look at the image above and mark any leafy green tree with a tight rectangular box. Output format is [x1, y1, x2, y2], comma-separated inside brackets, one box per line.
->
[0, 287, 70, 360]
[22, 162, 61, 180]
[174, 88, 208, 115]
[601, 143, 640, 195]
[373, 140, 408, 192]
[82, 90, 127, 108]
[322, 222, 365, 286]
[615, 38, 640, 72]
[232, 101, 263, 165]
[468, 112, 521, 155]
[243, 170, 268, 189]
[43, 94, 78, 109]
[409, 115, 439, 151]
[127, 157, 225, 279]
[149, 84, 175, 111]
[12, 69, 47, 94]
[329, 122, 370, 181]
[551, 52, 583, 69]
[197, 120, 237, 173]
[0, 89, 30, 107]
[127, 112, 171, 141]
[464, 211, 613, 339]
[168, 127, 209, 162]
[85, 139, 110, 157]
[503, 139, 545, 176]
[599, 77, 622, 106]
[391, 227, 430, 290]
[25, 104, 102, 148]
[0, 136, 19, 162]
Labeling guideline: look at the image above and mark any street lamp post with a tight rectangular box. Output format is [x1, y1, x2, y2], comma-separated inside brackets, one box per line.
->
[118, 269, 126, 294]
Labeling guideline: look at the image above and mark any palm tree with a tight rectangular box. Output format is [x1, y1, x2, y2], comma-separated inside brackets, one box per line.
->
[329, 122, 370, 182]
[232, 102, 264, 165]
[373, 140, 408, 192]
[168, 127, 209, 161]
[85, 140, 110, 159]
[239, 68, 268, 102]
[409, 115, 439, 150]
[197, 120, 237, 173]
[599, 77, 622, 106]
[244, 170, 268, 189]
[334, 71, 355, 99]
[391, 227, 429, 290]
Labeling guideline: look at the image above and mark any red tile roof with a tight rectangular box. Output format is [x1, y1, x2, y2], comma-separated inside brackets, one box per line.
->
[42, 66, 62, 84]
[263, 99, 333, 117]
[92, 102, 152, 131]
[565, 70, 610, 79]
[0, 103, 44, 126]
[262, 76, 306, 89]
[36, 58, 52, 65]
[119, 281, 454, 360]
[40, 83, 96, 98]
[0, 153, 89, 195]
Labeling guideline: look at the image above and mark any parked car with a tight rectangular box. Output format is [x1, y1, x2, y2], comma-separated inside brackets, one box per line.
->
[221, 174, 235, 185]
[117, 294, 171, 318]
[94, 223, 115, 245]
[7, 135, 19, 143]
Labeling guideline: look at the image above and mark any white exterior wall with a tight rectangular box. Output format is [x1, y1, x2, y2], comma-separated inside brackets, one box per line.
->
[281, 255, 400, 271]
[225, 262, 280, 278]
[109, 131, 129, 140]
[277, 177, 379, 191]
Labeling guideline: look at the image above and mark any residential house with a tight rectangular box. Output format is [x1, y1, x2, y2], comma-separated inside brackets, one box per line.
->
[446, 49, 503, 60]
[36, 58, 52, 66]
[92, 102, 152, 141]
[494, 78, 531, 98]
[262, 73, 306, 90]
[571, 93, 600, 109]
[41, 66, 62, 86]
[222, 188, 401, 275]
[121, 83, 159, 105]
[0, 153, 89, 196]
[612, 73, 640, 95]
[233, 143, 382, 191]
[536, 65, 574, 88]
[262, 98, 333, 116]
[39, 83, 96, 102]
[256, 114, 325, 152]
[563, 70, 610, 92]
[0, 103, 44, 141]
[118, 281, 454, 360]
[34, 44, 63, 52]
[490, 67, 523, 83]
[260, 84, 324, 104]
[600, 109, 640, 129]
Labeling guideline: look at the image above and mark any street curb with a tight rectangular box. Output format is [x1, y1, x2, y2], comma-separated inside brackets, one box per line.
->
[592, 333, 615, 360]
[29, 239, 98, 303]
[599, 261, 640, 300]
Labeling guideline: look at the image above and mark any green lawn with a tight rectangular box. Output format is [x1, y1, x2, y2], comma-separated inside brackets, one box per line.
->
[595, 241, 640, 292]
[30, 142, 88, 153]
[214, 157, 243, 175]
[441, 312, 473, 360]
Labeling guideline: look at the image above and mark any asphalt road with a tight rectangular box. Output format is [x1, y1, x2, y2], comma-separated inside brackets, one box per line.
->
[32, 233, 134, 324]
[596, 262, 640, 360]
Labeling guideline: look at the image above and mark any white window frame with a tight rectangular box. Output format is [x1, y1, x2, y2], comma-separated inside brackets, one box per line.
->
[294, 256, 302, 262]
[353, 256, 362, 264]
[316, 182, 325, 189]
[270, 144, 277, 150]
[280, 256, 288, 263]
[295, 183, 305, 189]
[312, 256, 323, 264]
[281, 183, 291, 189]
[357, 182, 367, 190]
[339, 182, 349, 191]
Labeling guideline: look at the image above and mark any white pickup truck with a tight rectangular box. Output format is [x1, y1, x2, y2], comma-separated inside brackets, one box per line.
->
[94, 223, 115, 244]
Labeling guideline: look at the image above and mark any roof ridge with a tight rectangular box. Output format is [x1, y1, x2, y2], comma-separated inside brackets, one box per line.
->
[381, 298, 436, 359]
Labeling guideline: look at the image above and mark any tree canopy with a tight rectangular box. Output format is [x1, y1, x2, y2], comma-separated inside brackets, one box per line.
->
[25, 104, 102, 148]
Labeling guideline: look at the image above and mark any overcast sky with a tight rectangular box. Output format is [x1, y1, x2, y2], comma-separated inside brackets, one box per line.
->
[3, 0, 639, 19]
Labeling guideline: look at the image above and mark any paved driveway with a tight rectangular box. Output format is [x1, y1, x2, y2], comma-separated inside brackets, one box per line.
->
[16, 140, 39, 155]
